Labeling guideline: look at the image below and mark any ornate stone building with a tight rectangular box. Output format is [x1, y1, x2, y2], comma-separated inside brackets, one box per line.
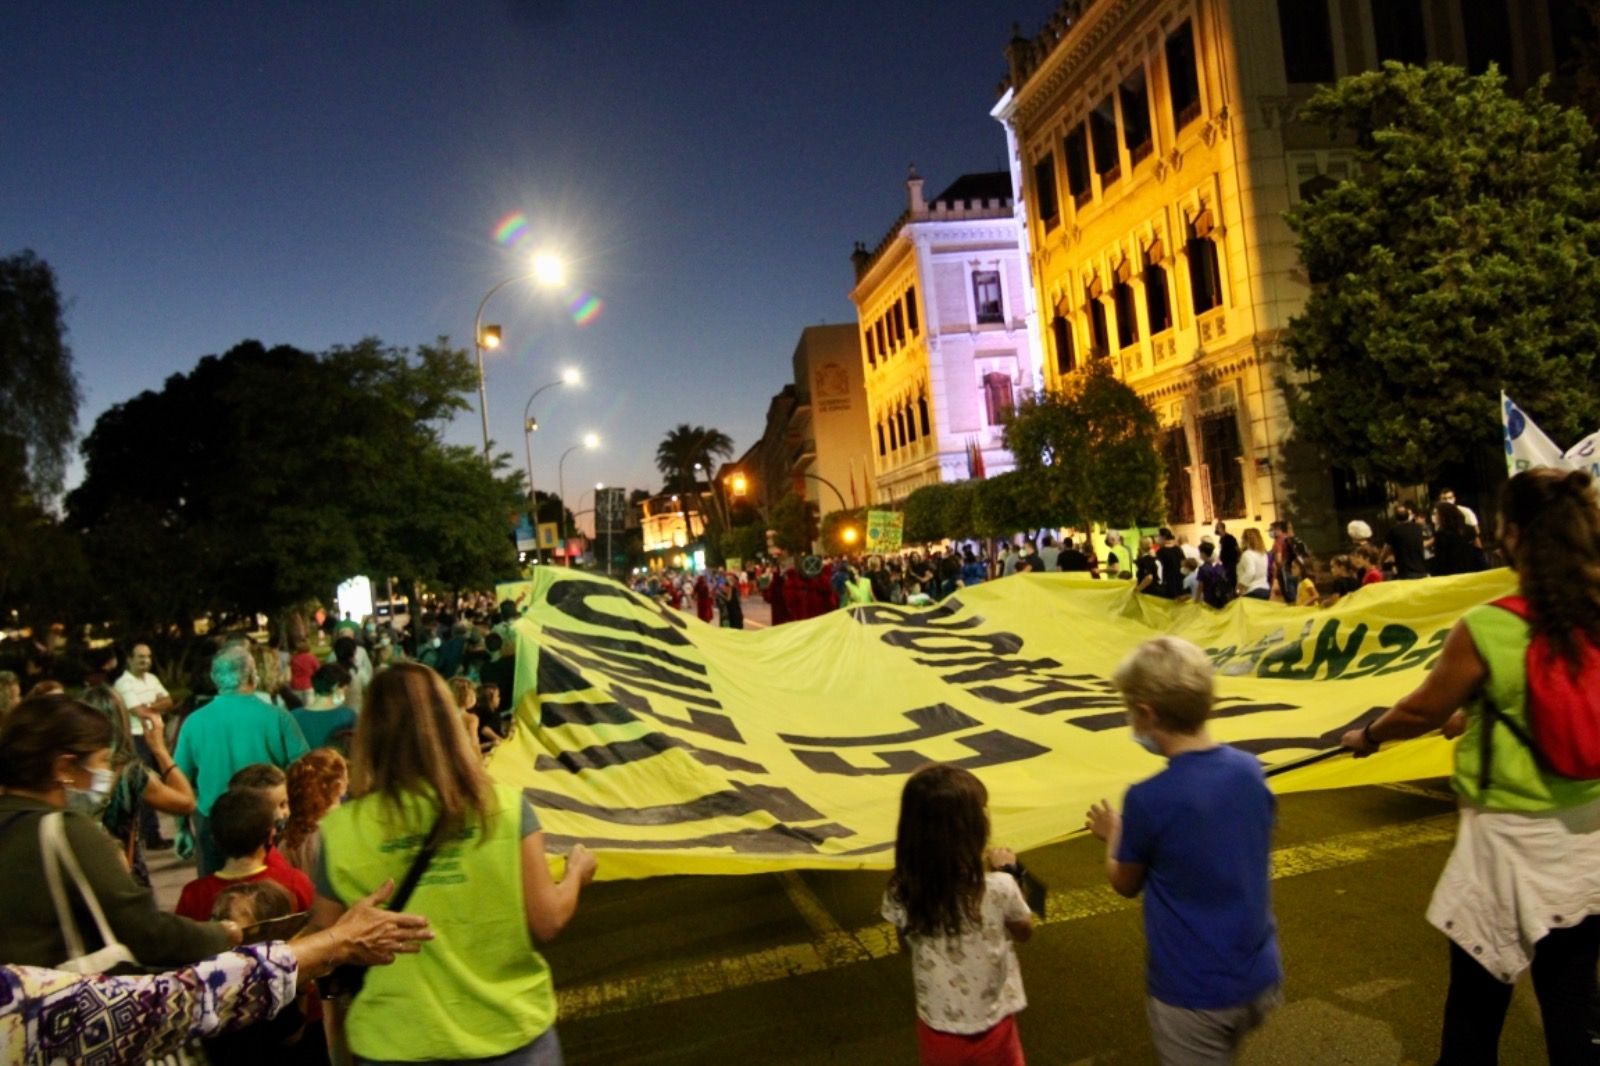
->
[992, 0, 1575, 544]
[849, 171, 1046, 502]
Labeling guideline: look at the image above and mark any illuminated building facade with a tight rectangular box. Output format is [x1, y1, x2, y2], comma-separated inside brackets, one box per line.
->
[993, 0, 1573, 544]
[850, 171, 1045, 502]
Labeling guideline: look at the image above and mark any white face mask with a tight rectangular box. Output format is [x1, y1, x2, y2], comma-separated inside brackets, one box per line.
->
[1131, 730, 1161, 756]
[66, 766, 115, 818]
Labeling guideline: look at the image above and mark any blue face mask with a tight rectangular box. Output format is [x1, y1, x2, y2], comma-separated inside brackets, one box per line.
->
[1131, 730, 1162, 756]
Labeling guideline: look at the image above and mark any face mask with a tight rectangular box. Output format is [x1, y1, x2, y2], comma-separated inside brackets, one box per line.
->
[274, 816, 289, 837]
[1131, 731, 1162, 756]
[66, 767, 114, 818]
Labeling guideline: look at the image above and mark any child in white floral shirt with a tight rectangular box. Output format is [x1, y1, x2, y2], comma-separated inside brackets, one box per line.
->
[882, 764, 1034, 1065]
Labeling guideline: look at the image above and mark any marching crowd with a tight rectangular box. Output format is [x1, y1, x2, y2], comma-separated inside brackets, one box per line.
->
[0, 468, 1595, 1065]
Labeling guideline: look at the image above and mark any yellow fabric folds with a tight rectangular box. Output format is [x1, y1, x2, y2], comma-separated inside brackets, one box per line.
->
[488, 569, 1515, 879]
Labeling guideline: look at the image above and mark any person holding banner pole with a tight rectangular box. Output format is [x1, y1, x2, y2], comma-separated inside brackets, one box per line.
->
[1341, 467, 1600, 1065]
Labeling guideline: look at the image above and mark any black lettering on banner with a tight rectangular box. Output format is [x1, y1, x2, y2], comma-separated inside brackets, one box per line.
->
[1257, 620, 1370, 680]
[543, 636, 716, 698]
[542, 626, 707, 676]
[1339, 623, 1417, 680]
[607, 684, 744, 744]
[778, 704, 981, 747]
[1374, 627, 1448, 676]
[852, 602, 976, 628]
[881, 629, 1025, 657]
[539, 699, 638, 729]
[1069, 699, 1300, 732]
[940, 657, 1066, 684]
[550, 644, 724, 709]
[546, 578, 690, 644]
[522, 781, 824, 826]
[793, 730, 1050, 776]
[1230, 705, 1387, 756]
[542, 822, 860, 855]
[535, 733, 767, 774]
[536, 653, 591, 695]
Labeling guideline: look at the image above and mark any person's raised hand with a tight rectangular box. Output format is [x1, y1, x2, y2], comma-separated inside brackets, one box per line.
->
[329, 879, 434, 966]
[566, 843, 598, 886]
[139, 708, 166, 748]
[1441, 710, 1468, 740]
[1085, 800, 1118, 842]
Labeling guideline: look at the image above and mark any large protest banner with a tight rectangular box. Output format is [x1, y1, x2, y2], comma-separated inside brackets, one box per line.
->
[489, 568, 1511, 879]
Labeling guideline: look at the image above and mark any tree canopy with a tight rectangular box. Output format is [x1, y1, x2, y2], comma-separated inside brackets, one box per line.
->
[65, 338, 520, 633]
[1004, 361, 1163, 528]
[1284, 63, 1600, 484]
[0, 250, 80, 496]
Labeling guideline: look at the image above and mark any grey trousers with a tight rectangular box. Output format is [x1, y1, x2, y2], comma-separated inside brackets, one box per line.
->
[1145, 984, 1282, 1065]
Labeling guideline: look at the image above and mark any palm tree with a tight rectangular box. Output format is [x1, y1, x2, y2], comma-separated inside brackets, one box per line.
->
[655, 424, 734, 543]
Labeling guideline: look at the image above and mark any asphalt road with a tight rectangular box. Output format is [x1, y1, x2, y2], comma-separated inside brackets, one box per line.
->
[148, 777, 1551, 1063]
[540, 780, 1552, 1066]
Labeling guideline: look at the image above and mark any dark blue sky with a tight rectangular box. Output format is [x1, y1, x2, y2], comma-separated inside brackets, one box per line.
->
[3, 1, 1049, 497]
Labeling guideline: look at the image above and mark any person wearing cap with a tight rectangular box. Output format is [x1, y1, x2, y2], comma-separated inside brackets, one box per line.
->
[1346, 520, 1373, 555]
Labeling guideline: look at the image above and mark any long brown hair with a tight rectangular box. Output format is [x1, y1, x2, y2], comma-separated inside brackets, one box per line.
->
[1503, 467, 1600, 663]
[887, 764, 990, 938]
[77, 684, 137, 772]
[284, 748, 347, 854]
[349, 662, 492, 835]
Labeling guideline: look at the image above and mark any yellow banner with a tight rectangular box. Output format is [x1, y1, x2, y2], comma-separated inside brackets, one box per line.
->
[489, 569, 1514, 879]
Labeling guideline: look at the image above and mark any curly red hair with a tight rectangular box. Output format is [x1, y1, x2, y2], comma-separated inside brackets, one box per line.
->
[283, 748, 347, 855]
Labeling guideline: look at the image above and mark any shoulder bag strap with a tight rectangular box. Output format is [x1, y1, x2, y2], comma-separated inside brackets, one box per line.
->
[39, 812, 91, 962]
[388, 813, 448, 912]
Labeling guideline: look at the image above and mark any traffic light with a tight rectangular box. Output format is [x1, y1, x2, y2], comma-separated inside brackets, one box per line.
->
[804, 502, 820, 550]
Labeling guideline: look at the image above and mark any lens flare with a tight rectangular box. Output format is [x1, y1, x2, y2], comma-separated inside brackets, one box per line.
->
[494, 212, 530, 246]
[570, 293, 603, 326]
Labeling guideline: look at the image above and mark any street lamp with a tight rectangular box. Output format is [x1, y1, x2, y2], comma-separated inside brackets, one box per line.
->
[557, 433, 601, 565]
[472, 249, 568, 460]
[521, 366, 582, 565]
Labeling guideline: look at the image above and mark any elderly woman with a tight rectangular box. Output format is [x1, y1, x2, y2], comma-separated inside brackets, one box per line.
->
[174, 644, 309, 876]
[1, 881, 430, 1065]
[1342, 468, 1600, 1063]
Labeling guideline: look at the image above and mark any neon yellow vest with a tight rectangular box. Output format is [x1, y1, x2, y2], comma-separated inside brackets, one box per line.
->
[1456, 605, 1600, 812]
[319, 782, 554, 1060]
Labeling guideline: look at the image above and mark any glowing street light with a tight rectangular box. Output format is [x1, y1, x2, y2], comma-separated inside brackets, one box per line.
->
[472, 249, 570, 459]
[521, 366, 583, 565]
[558, 433, 601, 564]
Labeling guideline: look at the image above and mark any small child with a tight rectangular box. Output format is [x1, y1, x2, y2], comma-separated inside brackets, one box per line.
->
[229, 763, 308, 891]
[1086, 637, 1281, 1064]
[177, 786, 314, 919]
[206, 880, 320, 1065]
[883, 764, 1033, 1065]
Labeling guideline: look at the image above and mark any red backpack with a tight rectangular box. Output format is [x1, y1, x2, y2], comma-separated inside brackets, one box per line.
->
[1482, 596, 1600, 785]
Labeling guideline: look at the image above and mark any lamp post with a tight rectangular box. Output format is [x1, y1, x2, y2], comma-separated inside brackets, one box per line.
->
[557, 433, 601, 566]
[521, 367, 582, 565]
[472, 251, 567, 460]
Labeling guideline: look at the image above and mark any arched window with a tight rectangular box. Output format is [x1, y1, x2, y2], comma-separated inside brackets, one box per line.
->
[918, 393, 930, 436]
[1145, 261, 1172, 334]
[983, 372, 1015, 426]
[1187, 211, 1223, 314]
[905, 400, 917, 443]
[1051, 314, 1077, 374]
[1112, 278, 1139, 348]
[877, 419, 886, 456]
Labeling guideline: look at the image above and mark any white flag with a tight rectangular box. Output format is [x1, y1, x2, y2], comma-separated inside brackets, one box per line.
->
[1502, 392, 1567, 475]
[1565, 429, 1600, 479]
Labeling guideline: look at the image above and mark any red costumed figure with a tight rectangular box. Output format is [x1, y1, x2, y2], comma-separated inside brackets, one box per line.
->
[693, 574, 715, 623]
[765, 569, 790, 625]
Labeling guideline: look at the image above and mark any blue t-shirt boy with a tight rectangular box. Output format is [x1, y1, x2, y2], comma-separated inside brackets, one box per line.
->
[1116, 744, 1281, 1010]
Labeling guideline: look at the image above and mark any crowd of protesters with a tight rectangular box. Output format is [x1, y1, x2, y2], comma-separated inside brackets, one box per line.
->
[0, 598, 596, 1063]
[0, 471, 1594, 1064]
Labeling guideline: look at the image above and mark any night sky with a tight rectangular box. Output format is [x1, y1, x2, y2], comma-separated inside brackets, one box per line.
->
[3, 1, 1050, 498]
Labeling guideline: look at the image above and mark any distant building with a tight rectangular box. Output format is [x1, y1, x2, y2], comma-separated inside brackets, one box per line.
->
[850, 169, 1044, 502]
[992, 0, 1579, 544]
[638, 491, 706, 564]
[735, 325, 874, 552]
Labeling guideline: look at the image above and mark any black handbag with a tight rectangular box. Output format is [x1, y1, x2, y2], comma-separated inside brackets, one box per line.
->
[319, 813, 446, 999]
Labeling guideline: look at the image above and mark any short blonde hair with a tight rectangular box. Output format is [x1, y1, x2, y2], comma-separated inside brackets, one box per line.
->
[1112, 636, 1214, 734]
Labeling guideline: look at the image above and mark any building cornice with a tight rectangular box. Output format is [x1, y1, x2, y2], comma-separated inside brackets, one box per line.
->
[1004, 0, 1150, 130]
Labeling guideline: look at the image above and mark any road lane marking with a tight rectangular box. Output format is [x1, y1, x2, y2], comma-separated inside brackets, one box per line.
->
[556, 812, 1458, 1022]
